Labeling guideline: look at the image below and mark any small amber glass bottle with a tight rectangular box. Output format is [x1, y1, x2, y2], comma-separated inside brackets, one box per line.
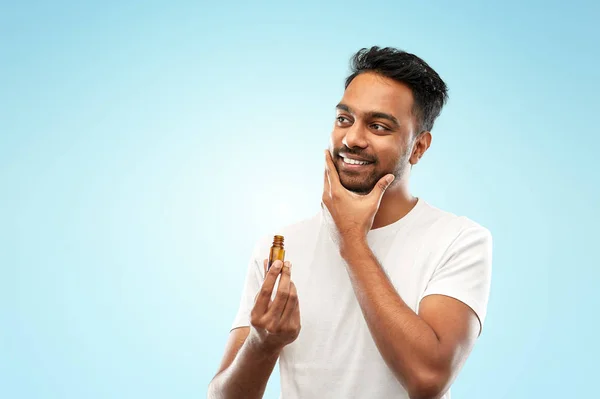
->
[267, 235, 285, 271]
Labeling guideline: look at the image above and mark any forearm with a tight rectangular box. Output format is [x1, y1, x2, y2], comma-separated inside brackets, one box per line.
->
[340, 239, 445, 396]
[208, 330, 279, 399]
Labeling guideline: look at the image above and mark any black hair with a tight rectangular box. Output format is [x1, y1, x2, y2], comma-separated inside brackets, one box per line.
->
[345, 46, 448, 133]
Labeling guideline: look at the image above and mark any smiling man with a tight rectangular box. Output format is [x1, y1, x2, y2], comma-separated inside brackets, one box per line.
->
[208, 46, 492, 399]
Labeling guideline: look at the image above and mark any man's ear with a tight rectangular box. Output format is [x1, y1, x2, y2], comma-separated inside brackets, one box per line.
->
[409, 131, 432, 165]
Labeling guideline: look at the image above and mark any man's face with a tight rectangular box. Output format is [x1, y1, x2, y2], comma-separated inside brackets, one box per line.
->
[329, 72, 418, 195]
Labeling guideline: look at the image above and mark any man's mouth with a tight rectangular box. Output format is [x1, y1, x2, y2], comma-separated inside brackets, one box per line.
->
[338, 155, 374, 168]
[342, 156, 370, 165]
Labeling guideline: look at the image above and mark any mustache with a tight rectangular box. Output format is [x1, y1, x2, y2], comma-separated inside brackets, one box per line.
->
[333, 147, 377, 163]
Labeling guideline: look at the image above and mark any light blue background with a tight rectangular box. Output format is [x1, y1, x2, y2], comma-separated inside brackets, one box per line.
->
[1, 1, 598, 398]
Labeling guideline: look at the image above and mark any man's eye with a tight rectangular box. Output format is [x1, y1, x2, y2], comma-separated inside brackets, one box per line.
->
[336, 116, 350, 123]
[371, 124, 388, 131]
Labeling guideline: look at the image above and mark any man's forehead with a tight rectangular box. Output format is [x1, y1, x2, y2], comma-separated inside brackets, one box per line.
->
[341, 73, 414, 118]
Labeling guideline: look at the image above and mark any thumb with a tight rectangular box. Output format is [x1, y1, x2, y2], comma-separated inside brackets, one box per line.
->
[372, 174, 395, 198]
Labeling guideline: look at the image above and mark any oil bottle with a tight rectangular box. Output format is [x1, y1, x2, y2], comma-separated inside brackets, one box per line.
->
[267, 235, 285, 271]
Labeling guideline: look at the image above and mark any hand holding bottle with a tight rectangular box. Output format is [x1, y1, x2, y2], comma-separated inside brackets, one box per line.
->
[248, 259, 301, 354]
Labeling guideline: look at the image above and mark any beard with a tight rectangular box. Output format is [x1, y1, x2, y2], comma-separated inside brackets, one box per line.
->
[332, 146, 411, 195]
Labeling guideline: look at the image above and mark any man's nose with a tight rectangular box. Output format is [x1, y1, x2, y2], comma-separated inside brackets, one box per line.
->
[342, 124, 368, 149]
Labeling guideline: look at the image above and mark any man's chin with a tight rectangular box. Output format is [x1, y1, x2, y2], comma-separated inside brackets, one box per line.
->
[339, 179, 374, 195]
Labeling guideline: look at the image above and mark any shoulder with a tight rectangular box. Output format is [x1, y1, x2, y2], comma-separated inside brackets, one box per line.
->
[415, 200, 492, 259]
[418, 200, 492, 240]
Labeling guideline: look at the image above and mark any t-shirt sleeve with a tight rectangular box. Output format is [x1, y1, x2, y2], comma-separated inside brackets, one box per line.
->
[230, 240, 265, 331]
[420, 223, 493, 334]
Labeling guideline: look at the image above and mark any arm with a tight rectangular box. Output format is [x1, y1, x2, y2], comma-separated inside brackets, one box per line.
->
[208, 260, 301, 399]
[339, 238, 482, 399]
[207, 327, 279, 399]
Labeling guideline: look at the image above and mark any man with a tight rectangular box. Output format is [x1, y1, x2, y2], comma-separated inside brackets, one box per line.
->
[208, 46, 492, 399]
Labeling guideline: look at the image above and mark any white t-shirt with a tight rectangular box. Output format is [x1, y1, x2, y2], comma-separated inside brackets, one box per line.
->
[231, 198, 492, 399]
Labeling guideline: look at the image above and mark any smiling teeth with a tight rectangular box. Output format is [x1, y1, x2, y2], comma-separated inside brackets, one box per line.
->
[343, 157, 369, 165]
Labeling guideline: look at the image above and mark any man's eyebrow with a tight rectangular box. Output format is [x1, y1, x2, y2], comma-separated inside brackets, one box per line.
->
[336, 103, 352, 113]
[367, 112, 400, 128]
[336, 103, 400, 128]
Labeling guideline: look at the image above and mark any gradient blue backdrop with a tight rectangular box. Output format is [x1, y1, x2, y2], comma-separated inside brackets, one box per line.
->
[2, 1, 598, 398]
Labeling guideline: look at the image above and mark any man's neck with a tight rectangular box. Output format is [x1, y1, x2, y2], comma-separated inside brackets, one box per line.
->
[371, 184, 417, 230]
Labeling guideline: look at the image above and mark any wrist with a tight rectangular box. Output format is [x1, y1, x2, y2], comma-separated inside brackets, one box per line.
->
[247, 328, 283, 359]
[339, 235, 370, 260]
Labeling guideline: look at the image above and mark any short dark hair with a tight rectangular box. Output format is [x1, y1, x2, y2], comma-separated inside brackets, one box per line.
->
[345, 46, 448, 133]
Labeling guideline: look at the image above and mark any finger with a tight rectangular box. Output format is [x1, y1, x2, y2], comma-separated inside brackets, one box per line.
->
[322, 167, 331, 205]
[280, 281, 299, 324]
[323, 165, 330, 193]
[266, 261, 292, 319]
[369, 174, 395, 200]
[255, 260, 283, 314]
[324, 149, 341, 188]
[254, 259, 270, 302]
